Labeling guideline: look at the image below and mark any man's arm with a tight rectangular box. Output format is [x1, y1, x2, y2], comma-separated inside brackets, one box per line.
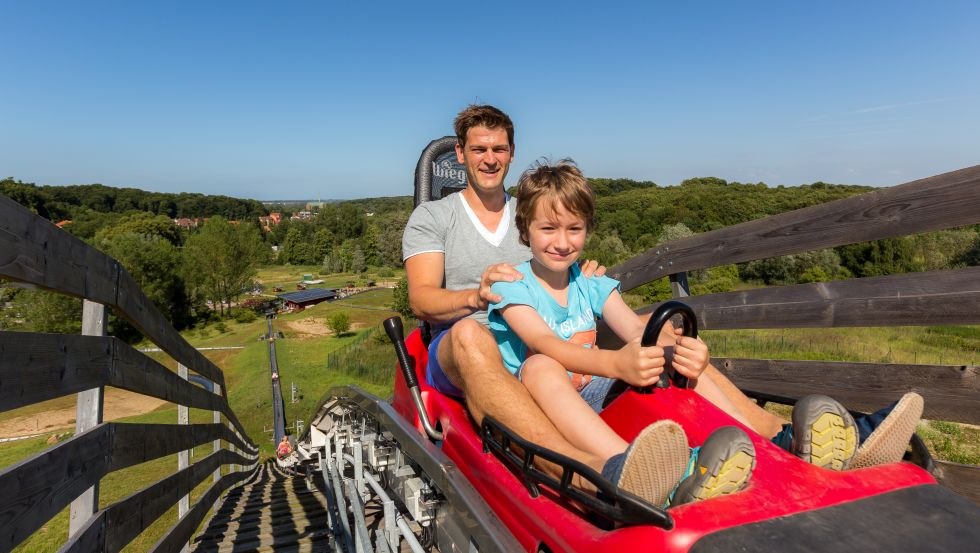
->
[405, 252, 521, 324]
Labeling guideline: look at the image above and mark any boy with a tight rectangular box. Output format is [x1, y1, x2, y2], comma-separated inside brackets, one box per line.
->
[488, 160, 756, 505]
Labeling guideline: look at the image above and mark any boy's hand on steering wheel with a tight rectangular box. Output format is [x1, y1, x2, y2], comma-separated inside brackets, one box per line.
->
[615, 337, 665, 387]
[670, 328, 709, 382]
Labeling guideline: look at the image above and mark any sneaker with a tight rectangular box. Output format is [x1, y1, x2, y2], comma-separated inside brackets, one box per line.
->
[671, 426, 756, 506]
[850, 392, 924, 469]
[614, 420, 690, 506]
[791, 395, 858, 470]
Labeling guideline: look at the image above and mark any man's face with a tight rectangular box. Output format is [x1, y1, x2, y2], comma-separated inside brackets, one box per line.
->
[456, 126, 513, 195]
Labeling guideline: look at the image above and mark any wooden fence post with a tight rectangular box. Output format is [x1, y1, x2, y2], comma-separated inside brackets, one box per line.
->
[213, 383, 222, 485]
[178, 364, 190, 518]
[177, 364, 190, 553]
[68, 300, 106, 537]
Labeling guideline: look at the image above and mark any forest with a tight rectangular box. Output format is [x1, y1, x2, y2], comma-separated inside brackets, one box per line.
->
[2, 175, 978, 338]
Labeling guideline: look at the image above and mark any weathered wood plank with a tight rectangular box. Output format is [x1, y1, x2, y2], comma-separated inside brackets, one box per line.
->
[713, 358, 980, 424]
[933, 460, 980, 505]
[109, 423, 254, 470]
[633, 267, 980, 329]
[62, 450, 253, 553]
[0, 424, 111, 550]
[0, 194, 226, 389]
[611, 164, 980, 290]
[151, 469, 255, 553]
[0, 332, 110, 413]
[0, 333, 253, 437]
[0, 422, 257, 550]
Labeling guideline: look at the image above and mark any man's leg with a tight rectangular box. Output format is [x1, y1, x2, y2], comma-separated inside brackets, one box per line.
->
[700, 364, 786, 438]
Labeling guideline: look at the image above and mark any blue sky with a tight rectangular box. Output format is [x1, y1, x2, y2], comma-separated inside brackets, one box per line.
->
[2, 1, 978, 200]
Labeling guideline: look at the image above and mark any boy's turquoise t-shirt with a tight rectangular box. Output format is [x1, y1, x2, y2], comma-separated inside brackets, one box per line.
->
[487, 261, 620, 376]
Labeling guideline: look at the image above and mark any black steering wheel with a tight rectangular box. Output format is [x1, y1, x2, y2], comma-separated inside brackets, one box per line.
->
[640, 300, 699, 389]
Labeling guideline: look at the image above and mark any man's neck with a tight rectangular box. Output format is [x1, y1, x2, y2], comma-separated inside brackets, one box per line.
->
[461, 185, 506, 213]
[460, 185, 507, 233]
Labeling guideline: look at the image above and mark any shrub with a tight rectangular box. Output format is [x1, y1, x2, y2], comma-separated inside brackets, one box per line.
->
[231, 307, 257, 323]
[327, 311, 351, 336]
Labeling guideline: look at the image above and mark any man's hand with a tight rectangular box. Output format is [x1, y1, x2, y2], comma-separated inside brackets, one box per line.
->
[578, 259, 607, 278]
[612, 337, 665, 387]
[669, 328, 710, 382]
[475, 262, 523, 310]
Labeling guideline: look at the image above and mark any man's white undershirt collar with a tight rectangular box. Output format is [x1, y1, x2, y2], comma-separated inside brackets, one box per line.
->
[458, 192, 511, 247]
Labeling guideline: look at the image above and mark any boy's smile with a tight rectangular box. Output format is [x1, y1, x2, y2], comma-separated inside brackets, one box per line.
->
[528, 200, 588, 283]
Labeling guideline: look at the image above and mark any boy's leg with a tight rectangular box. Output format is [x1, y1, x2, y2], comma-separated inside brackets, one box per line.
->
[436, 319, 607, 473]
[521, 355, 628, 460]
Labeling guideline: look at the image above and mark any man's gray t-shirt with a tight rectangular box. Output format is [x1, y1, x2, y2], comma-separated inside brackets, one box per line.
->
[403, 191, 531, 329]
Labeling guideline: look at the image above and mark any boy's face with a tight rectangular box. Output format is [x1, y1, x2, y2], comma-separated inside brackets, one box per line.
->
[528, 199, 587, 274]
[456, 126, 513, 195]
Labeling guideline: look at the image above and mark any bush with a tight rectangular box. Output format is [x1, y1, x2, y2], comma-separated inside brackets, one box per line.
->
[327, 311, 351, 336]
[231, 307, 257, 323]
[215, 321, 228, 333]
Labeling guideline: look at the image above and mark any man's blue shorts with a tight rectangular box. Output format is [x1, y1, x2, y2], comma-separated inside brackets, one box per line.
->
[426, 326, 617, 412]
[425, 328, 465, 397]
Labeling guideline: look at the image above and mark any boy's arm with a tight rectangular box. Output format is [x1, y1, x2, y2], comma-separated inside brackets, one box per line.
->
[600, 291, 710, 382]
[405, 253, 521, 324]
[499, 304, 664, 388]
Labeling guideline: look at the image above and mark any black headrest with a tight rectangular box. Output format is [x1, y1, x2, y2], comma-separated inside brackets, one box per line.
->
[414, 136, 467, 207]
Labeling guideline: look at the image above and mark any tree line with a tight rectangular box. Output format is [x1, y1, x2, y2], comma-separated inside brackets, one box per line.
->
[3, 175, 978, 337]
[1, 178, 267, 221]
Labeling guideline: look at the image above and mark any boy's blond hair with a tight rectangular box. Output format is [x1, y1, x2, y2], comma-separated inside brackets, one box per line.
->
[515, 159, 595, 247]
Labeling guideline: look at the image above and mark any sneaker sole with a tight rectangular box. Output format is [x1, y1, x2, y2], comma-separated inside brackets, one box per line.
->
[851, 392, 924, 469]
[618, 420, 689, 507]
[793, 395, 857, 470]
[672, 426, 756, 505]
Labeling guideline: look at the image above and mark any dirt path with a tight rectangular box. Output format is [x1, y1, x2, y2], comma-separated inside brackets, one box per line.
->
[0, 388, 168, 439]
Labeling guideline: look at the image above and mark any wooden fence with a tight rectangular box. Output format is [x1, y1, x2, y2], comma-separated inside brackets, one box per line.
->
[0, 195, 259, 552]
[607, 164, 980, 502]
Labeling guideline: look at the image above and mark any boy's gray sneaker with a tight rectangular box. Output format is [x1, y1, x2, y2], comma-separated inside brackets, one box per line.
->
[671, 426, 756, 506]
[791, 394, 858, 470]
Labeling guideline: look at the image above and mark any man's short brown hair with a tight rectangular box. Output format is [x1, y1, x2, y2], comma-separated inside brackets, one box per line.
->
[454, 104, 515, 148]
[515, 159, 595, 247]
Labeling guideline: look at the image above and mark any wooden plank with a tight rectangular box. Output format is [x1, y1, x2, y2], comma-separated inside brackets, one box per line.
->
[0, 424, 111, 550]
[62, 450, 252, 553]
[634, 267, 980, 329]
[0, 332, 111, 412]
[0, 195, 226, 388]
[115, 268, 227, 388]
[0, 195, 117, 304]
[0, 332, 228, 417]
[933, 460, 980, 505]
[109, 423, 253, 470]
[150, 469, 255, 553]
[0, 420, 256, 550]
[610, 165, 980, 290]
[713, 358, 980, 424]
